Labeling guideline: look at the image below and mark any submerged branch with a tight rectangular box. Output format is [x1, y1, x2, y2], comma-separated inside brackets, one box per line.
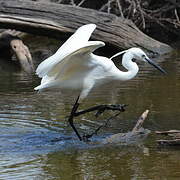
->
[102, 110, 150, 145]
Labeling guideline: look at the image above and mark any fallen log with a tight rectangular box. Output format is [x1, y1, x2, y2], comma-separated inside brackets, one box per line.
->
[156, 130, 180, 146]
[0, 30, 34, 74]
[0, 0, 172, 55]
[155, 130, 180, 137]
[157, 139, 180, 146]
[102, 110, 150, 145]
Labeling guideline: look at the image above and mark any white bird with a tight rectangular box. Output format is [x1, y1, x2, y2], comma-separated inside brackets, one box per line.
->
[34, 24, 166, 141]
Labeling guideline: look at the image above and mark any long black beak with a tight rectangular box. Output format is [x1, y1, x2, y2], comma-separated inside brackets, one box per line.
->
[145, 58, 167, 74]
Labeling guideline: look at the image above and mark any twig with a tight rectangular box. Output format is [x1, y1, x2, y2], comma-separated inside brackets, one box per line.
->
[116, 0, 124, 18]
[99, 0, 116, 13]
[107, 0, 111, 14]
[57, 0, 64, 3]
[77, 0, 86, 7]
[99, 3, 108, 11]
[70, 0, 76, 6]
[174, 8, 180, 24]
[135, 0, 146, 29]
[145, 4, 175, 16]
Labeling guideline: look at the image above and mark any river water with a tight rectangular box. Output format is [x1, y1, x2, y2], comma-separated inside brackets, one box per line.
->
[0, 36, 180, 179]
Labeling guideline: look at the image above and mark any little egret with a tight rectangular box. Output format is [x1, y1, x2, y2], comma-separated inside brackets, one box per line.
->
[34, 24, 166, 141]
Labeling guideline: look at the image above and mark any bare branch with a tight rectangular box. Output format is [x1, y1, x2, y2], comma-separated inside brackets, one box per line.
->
[70, 0, 76, 6]
[132, 110, 149, 132]
[77, 0, 86, 7]
[116, 0, 124, 18]
[175, 8, 180, 24]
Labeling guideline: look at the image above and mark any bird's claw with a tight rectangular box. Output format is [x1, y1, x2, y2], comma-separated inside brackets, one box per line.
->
[82, 134, 92, 142]
[95, 106, 106, 117]
[95, 104, 127, 117]
[109, 104, 127, 111]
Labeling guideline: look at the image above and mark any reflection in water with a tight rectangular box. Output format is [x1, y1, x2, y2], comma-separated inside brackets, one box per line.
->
[0, 36, 180, 179]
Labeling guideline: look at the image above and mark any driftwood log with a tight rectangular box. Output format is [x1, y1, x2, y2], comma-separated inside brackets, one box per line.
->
[0, 0, 172, 55]
[102, 110, 150, 145]
[0, 30, 34, 73]
[156, 130, 180, 146]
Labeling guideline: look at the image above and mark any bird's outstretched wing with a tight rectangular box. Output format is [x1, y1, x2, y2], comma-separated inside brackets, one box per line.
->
[34, 41, 105, 90]
[36, 24, 97, 78]
[53, 41, 105, 79]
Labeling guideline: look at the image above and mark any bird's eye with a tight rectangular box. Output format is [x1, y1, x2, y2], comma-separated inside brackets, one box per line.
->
[142, 54, 145, 58]
[132, 58, 136, 62]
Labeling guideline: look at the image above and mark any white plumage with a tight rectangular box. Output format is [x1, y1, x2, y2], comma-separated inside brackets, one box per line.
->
[35, 24, 166, 101]
[34, 23, 166, 141]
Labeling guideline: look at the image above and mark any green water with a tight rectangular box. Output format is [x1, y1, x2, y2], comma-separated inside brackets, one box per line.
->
[0, 36, 180, 179]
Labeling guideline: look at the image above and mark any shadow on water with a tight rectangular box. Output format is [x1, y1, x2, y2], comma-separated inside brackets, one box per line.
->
[1, 35, 180, 179]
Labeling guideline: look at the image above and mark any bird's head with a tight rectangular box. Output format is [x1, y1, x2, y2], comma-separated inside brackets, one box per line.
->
[127, 47, 167, 74]
[129, 47, 149, 62]
[111, 47, 166, 74]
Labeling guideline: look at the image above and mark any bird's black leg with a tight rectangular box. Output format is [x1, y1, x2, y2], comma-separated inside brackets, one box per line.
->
[68, 100, 127, 141]
[74, 104, 127, 117]
[73, 104, 127, 142]
[68, 96, 82, 141]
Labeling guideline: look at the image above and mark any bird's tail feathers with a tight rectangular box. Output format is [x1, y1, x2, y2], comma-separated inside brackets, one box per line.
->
[110, 50, 127, 60]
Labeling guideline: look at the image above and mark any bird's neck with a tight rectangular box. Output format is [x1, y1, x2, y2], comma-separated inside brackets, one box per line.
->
[119, 52, 139, 81]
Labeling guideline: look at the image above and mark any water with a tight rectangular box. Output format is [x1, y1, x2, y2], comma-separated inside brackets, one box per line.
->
[0, 36, 180, 179]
